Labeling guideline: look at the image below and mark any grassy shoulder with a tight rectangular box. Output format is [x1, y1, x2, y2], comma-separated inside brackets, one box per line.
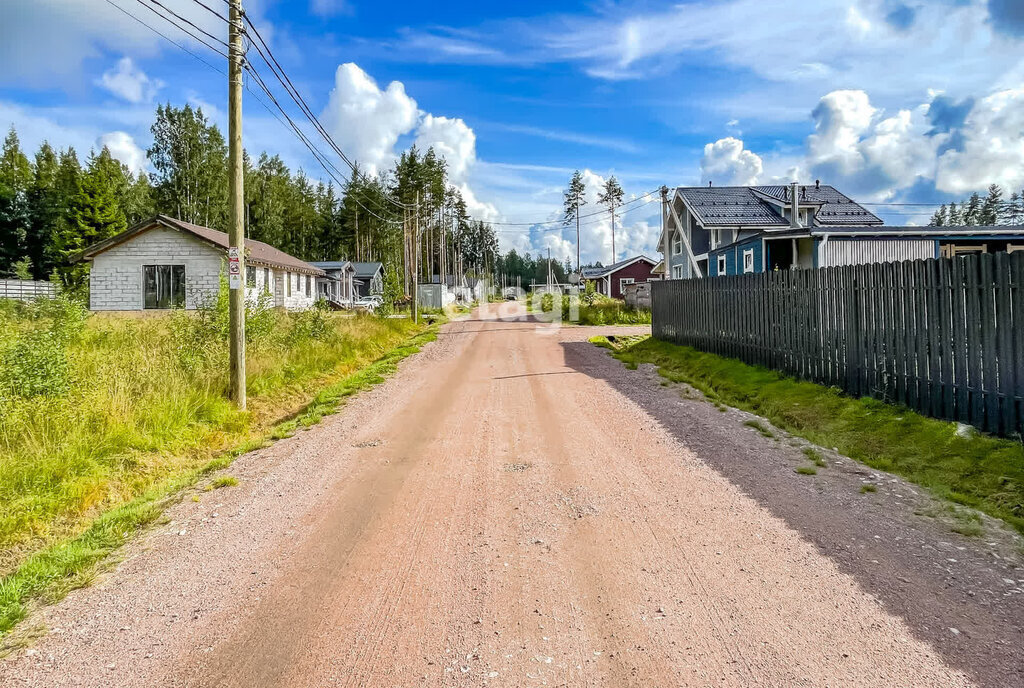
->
[0, 296, 438, 637]
[592, 334, 1024, 534]
[527, 291, 652, 325]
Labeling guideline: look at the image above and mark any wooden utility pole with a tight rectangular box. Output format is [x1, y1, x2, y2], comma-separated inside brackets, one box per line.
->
[227, 0, 246, 409]
[660, 186, 670, 280]
[610, 204, 617, 265]
[413, 191, 420, 324]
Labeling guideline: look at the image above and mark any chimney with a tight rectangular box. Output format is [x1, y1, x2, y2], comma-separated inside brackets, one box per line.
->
[790, 181, 800, 228]
[815, 179, 820, 190]
[708, 181, 712, 187]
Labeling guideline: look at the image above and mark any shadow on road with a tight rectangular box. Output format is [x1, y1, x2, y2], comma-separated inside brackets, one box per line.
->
[559, 338, 1024, 688]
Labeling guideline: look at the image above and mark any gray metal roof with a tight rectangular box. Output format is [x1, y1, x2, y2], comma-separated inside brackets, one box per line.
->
[581, 255, 656, 279]
[351, 261, 383, 278]
[675, 185, 882, 227]
[77, 215, 325, 276]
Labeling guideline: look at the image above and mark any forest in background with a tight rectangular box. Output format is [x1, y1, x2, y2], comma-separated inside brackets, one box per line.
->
[0, 103, 501, 297]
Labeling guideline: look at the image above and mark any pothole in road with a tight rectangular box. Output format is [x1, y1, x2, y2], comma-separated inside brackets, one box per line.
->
[353, 439, 382, 448]
[503, 462, 532, 473]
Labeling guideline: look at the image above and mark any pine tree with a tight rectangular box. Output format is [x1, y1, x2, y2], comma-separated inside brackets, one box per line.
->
[0, 127, 33, 276]
[598, 176, 625, 264]
[563, 170, 586, 271]
[928, 204, 947, 227]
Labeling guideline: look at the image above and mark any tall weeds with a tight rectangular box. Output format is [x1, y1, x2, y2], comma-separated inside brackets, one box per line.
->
[0, 292, 420, 574]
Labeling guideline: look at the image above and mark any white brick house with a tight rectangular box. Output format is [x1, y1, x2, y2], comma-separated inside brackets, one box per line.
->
[77, 215, 326, 312]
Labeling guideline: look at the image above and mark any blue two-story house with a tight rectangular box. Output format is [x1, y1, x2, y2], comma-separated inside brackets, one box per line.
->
[659, 182, 1024, 278]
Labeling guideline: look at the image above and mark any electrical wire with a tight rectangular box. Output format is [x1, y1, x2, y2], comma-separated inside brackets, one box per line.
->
[104, 0, 226, 74]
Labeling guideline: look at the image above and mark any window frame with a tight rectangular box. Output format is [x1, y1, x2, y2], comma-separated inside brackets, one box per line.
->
[285, 271, 291, 296]
[717, 254, 727, 275]
[743, 249, 755, 274]
[245, 266, 256, 288]
[263, 267, 271, 293]
[305, 275, 312, 297]
[672, 264, 684, 279]
[143, 264, 186, 310]
[672, 233, 682, 256]
[619, 277, 635, 293]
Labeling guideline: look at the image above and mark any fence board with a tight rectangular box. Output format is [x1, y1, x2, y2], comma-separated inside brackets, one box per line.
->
[651, 251, 1023, 437]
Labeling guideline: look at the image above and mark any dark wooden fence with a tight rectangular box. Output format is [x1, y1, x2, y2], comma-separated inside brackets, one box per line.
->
[651, 252, 1024, 437]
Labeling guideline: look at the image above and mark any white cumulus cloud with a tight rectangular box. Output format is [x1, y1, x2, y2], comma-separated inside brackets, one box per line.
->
[935, 87, 1024, 194]
[320, 63, 420, 176]
[97, 131, 147, 174]
[700, 137, 763, 186]
[415, 114, 477, 183]
[98, 57, 163, 104]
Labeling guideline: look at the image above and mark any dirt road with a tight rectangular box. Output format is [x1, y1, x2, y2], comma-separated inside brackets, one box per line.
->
[1, 304, 1002, 686]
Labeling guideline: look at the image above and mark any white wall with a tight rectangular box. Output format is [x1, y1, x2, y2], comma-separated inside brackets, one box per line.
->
[90, 226, 222, 310]
[818, 238, 935, 268]
[246, 266, 317, 311]
[89, 226, 319, 311]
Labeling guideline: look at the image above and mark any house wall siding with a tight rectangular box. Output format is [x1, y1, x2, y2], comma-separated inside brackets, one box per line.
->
[818, 238, 935, 268]
[89, 227, 223, 310]
[608, 260, 656, 299]
[90, 226, 318, 311]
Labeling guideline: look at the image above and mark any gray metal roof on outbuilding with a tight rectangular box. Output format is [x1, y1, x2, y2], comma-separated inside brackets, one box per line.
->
[76, 215, 325, 276]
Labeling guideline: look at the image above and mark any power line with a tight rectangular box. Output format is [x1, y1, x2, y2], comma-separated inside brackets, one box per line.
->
[104, 0, 225, 74]
[128, 0, 228, 59]
[142, 0, 229, 49]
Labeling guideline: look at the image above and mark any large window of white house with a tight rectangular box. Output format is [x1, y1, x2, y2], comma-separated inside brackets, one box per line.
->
[672, 233, 682, 255]
[285, 271, 291, 296]
[143, 265, 185, 309]
[245, 266, 256, 288]
[672, 264, 684, 279]
[263, 267, 271, 293]
[619, 277, 635, 293]
[717, 255, 727, 275]
[743, 249, 755, 274]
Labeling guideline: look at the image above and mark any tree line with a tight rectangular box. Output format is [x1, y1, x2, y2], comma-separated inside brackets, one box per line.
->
[0, 103, 500, 297]
[928, 184, 1024, 226]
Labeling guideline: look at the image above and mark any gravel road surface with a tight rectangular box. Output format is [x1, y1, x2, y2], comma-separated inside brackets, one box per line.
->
[3, 303, 1017, 687]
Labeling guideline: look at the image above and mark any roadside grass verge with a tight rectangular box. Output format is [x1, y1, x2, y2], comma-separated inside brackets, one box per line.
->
[590, 334, 1024, 535]
[0, 296, 438, 638]
[528, 292, 652, 325]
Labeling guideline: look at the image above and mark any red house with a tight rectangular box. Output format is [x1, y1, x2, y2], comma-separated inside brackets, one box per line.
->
[580, 255, 657, 299]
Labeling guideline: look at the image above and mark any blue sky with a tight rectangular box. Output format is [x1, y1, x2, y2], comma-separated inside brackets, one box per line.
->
[2, 0, 1023, 264]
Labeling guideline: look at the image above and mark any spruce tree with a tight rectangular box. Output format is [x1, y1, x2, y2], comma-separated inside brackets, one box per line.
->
[0, 127, 33, 276]
[979, 184, 1003, 225]
[56, 148, 128, 287]
[27, 142, 60, 278]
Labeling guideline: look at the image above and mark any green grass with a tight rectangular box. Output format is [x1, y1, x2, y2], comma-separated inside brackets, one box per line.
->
[530, 292, 652, 325]
[592, 335, 1024, 535]
[803, 447, 827, 467]
[795, 466, 818, 475]
[0, 299, 438, 637]
[743, 419, 776, 439]
[209, 476, 238, 489]
[860, 484, 878, 493]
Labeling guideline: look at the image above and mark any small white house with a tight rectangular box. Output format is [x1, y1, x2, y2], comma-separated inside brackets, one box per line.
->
[76, 215, 326, 311]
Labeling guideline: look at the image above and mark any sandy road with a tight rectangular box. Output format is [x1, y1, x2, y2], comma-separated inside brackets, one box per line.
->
[2, 304, 977, 686]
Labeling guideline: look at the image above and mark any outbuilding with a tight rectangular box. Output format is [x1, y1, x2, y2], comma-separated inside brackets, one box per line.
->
[76, 215, 325, 311]
[581, 255, 658, 299]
